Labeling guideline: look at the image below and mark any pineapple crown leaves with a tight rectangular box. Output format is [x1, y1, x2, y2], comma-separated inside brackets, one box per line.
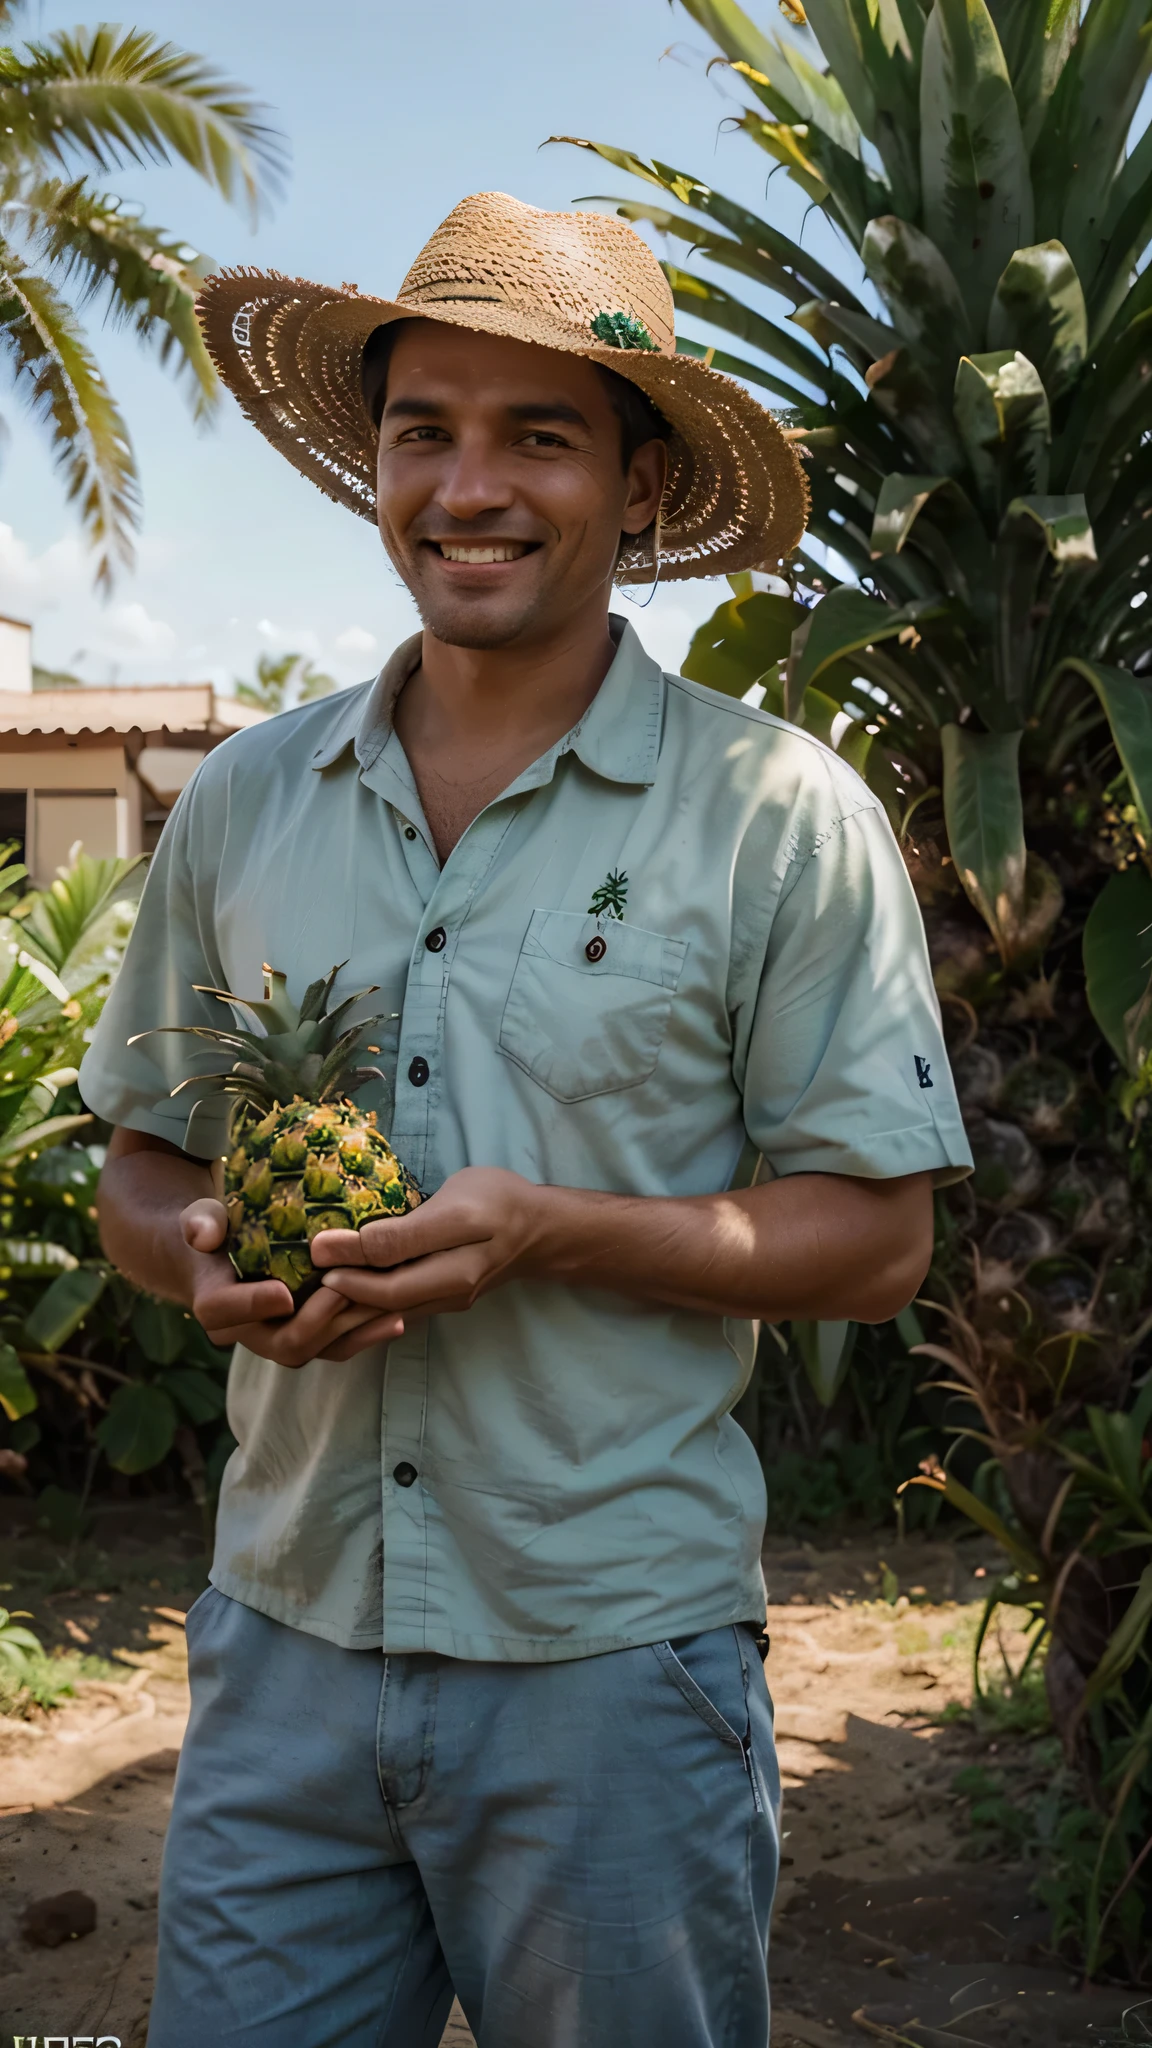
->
[128, 961, 394, 1113]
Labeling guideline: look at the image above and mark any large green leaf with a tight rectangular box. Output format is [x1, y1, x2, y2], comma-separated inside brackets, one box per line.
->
[861, 214, 971, 369]
[987, 242, 1088, 398]
[95, 1381, 177, 1475]
[995, 495, 1096, 719]
[1088, 117, 1152, 334]
[1033, 0, 1152, 292]
[786, 584, 941, 718]
[131, 1294, 196, 1367]
[0, 1235, 78, 1272]
[1054, 660, 1152, 841]
[953, 351, 1051, 507]
[16, 848, 144, 975]
[792, 1318, 857, 1406]
[681, 592, 808, 698]
[21, 1266, 105, 1352]
[919, 0, 1034, 322]
[870, 472, 991, 609]
[675, 0, 776, 75]
[791, 296, 903, 375]
[665, 268, 830, 394]
[158, 1366, 227, 1425]
[0, 1341, 36, 1422]
[986, 0, 1078, 145]
[1082, 867, 1152, 1071]
[941, 722, 1024, 939]
[863, 344, 966, 474]
[802, 0, 922, 216]
[901, 1457, 1039, 1576]
[1079, 1562, 1152, 1719]
[940, 724, 1063, 963]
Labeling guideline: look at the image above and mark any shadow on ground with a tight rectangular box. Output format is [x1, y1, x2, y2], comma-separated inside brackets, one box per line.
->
[0, 1506, 1140, 2045]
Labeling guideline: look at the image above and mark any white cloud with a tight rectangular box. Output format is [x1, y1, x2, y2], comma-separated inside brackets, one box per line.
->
[92, 601, 177, 657]
[256, 616, 322, 658]
[334, 624, 378, 656]
[0, 522, 88, 612]
[624, 579, 726, 677]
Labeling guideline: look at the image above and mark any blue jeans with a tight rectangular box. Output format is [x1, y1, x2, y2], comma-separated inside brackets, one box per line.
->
[149, 1588, 780, 2047]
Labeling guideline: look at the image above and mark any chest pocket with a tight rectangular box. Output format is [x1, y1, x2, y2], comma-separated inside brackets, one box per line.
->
[498, 908, 688, 1103]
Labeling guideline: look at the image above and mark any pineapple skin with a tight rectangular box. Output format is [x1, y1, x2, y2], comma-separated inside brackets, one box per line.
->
[224, 1096, 422, 1300]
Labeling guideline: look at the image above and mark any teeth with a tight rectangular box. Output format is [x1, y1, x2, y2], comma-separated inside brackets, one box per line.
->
[439, 543, 527, 563]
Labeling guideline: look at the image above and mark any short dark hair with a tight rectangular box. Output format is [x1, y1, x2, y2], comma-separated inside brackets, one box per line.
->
[360, 319, 671, 473]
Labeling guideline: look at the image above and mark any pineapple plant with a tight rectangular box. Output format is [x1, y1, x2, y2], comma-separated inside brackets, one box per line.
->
[573, 0, 1152, 1975]
[135, 963, 420, 1299]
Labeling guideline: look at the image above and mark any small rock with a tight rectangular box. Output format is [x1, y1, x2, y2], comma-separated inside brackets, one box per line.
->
[20, 1887, 97, 1947]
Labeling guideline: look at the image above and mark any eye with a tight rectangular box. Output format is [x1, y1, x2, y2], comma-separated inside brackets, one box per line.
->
[393, 424, 450, 444]
[519, 430, 569, 448]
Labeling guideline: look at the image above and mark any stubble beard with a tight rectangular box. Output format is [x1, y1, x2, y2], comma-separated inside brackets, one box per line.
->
[411, 577, 555, 652]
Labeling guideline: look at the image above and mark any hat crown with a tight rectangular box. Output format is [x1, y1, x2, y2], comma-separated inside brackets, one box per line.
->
[396, 191, 676, 357]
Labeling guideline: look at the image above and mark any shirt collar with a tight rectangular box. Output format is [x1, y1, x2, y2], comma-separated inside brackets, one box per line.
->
[309, 613, 664, 788]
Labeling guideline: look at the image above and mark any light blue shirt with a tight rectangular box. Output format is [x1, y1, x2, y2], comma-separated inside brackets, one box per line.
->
[81, 619, 971, 1657]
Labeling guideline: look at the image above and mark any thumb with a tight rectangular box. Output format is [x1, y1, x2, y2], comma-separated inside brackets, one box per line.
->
[181, 1197, 229, 1254]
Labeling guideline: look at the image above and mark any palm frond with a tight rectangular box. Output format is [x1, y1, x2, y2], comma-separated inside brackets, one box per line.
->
[0, 233, 136, 584]
[0, 27, 284, 225]
[5, 173, 216, 413]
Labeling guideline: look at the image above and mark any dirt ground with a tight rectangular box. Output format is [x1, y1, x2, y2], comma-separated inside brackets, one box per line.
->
[0, 1501, 1140, 2047]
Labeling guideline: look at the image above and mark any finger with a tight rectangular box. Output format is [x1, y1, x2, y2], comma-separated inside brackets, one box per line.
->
[324, 1314, 406, 1360]
[195, 1273, 295, 1332]
[307, 1226, 365, 1269]
[214, 1296, 382, 1364]
[197, 1272, 353, 1347]
[311, 1197, 490, 1273]
[182, 1198, 229, 1253]
[321, 1247, 484, 1314]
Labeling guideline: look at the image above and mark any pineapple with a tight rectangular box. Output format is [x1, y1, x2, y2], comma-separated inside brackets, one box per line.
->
[133, 963, 420, 1299]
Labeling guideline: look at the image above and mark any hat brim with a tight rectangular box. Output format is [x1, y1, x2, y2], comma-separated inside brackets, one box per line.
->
[196, 270, 810, 582]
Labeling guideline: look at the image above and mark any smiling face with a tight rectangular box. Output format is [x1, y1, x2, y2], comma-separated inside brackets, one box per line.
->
[374, 321, 667, 650]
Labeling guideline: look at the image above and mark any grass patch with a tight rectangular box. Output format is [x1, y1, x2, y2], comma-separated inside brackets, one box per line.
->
[0, 1643, 130, 1716]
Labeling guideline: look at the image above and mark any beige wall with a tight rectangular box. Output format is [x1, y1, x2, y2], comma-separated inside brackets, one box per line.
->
[0, 744, 140, 885]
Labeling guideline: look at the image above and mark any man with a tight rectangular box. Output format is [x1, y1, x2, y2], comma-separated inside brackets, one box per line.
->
[83, 193, 972, 2047]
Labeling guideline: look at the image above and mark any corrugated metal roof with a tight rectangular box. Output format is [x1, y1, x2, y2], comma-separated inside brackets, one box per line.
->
[0, 685, 267, 738]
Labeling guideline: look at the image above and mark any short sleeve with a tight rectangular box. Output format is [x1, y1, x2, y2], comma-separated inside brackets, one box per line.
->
[78, 772, 233, 1158]
[739, 804, 972, 1186]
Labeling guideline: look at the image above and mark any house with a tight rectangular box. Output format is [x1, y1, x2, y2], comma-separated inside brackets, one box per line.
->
[0, 615, 266, 886]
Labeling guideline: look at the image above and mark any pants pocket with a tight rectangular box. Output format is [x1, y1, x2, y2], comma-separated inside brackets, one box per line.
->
[652, 1629, 745, 1748]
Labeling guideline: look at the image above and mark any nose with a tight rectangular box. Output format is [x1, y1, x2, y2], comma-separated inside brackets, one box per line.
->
[432, 431, 517, 524]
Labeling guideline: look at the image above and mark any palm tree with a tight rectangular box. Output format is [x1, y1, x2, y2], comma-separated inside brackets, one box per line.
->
[0, 1, 283, 588]
[234, 651, 335, 716]
[562, 0, 1152, 1977]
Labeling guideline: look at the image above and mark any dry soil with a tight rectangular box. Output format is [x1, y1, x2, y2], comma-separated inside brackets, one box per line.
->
[0, 1502, 1140, 2047]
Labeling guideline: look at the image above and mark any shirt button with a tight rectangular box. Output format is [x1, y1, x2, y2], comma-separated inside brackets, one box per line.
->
[425, 926, 447, 952]
[408, 1056, 429, 1087]
[404, 825, 417, 841]
[393, 1462, 418, 1488]
[585, 934, 608, 963]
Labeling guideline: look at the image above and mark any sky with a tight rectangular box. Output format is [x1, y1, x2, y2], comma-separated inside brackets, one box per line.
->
[0, 0, 832, 695]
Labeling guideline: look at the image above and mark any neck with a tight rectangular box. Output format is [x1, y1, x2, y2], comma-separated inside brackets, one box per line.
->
[391, 601, 620, 865]
[413, 604, 617, 749]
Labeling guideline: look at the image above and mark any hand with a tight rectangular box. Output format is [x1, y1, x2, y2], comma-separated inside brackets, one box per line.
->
[309, 1167, 546, 1342]
[180, 1198, 401, 1368]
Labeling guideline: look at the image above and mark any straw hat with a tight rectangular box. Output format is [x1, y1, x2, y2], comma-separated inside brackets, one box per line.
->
[196, 191, 809, 582]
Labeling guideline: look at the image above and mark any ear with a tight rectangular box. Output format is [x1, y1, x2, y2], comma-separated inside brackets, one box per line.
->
[620, 438, 668, 537]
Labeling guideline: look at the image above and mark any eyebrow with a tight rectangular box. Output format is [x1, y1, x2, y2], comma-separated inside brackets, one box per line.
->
[383, 396, 592, 430]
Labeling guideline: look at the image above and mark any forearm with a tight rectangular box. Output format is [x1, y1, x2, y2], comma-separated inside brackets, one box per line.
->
[96, 1130, 217, 1305]
[528, 1171, 934, 1324]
